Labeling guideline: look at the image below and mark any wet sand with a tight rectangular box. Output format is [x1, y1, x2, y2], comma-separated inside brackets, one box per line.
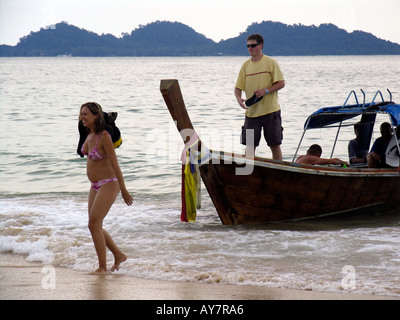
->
[0, 253, 397, 300]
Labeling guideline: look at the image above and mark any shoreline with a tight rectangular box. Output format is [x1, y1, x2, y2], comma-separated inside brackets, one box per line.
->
[1, 253, 398, 300]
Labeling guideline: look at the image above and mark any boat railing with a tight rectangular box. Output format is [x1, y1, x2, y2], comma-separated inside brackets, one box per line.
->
[341, 89, 392, 109]
[371, 89, 392, 105]
[371, 90, 385, 105]
[361, 89, 366, 106]
[342, 90, 360, 108]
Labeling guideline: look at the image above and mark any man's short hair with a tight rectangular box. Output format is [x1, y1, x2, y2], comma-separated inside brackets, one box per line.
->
[354, 122, 363, 132]
[247, 34, 264, 45]
[380, 122, 391, 130]
[308, 144, 322, 157]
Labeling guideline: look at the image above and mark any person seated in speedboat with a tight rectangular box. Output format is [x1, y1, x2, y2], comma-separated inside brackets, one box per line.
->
[296, 144, 349, 166]
[367, 122, 393, 168]
[348, 122, 368, 165]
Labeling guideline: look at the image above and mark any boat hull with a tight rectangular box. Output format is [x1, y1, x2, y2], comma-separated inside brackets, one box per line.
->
[200, 152, 400, 224]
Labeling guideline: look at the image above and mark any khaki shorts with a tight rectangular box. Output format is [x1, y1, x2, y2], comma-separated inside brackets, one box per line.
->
[241, 111, 283, 147]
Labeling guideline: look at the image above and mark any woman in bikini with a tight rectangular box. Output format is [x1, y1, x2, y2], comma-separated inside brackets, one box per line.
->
[79, 102, 133, 274]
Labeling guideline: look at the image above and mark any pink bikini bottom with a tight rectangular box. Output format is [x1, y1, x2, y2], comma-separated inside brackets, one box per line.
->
[91, 178, 118, 191]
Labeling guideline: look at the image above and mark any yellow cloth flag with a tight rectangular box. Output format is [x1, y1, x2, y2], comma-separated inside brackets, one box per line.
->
[183, 151, 200, 222]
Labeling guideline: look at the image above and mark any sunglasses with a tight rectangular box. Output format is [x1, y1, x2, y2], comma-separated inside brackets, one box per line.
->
[247, 43, 261, 48]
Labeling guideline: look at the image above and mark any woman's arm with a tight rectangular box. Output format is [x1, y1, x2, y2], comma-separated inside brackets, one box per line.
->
[102, 133, 133, 206]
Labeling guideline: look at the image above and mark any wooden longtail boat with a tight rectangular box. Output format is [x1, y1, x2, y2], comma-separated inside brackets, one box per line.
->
[160, 80, 400, 225]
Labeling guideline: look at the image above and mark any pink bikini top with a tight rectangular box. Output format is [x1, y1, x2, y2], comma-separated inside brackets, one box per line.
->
[81, 131, 109, 160]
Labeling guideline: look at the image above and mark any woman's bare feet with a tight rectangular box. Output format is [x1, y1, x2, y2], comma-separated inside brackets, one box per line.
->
[111, 254, 127, 272]
[90, 267, 109, 275]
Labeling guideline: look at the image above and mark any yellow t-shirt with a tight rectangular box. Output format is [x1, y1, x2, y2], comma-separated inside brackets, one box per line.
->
[235, 55, 284, 118]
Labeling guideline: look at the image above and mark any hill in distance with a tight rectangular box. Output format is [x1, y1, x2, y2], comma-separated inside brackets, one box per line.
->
[1, 20, 399, 56]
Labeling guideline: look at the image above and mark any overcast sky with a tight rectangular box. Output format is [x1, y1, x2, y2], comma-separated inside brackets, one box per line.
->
[1, 0, 399, 46]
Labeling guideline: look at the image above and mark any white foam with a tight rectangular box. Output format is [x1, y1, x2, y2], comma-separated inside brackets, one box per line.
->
[0, 237, 54, 264]
[1, 194, 399, 297]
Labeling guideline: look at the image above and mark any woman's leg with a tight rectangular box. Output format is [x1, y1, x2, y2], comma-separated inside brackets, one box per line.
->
[88, 180, 120, 273]
[102, 229, 127, 271]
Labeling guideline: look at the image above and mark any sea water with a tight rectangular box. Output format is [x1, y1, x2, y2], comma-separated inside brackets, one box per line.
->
[0, 56, 399, 297]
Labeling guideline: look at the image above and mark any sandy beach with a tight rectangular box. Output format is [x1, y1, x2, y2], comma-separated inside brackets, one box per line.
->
[1, 253, 397, 301]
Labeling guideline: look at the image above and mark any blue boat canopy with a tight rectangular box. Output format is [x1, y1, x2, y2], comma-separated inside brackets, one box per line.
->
[305, 101, 400, 129]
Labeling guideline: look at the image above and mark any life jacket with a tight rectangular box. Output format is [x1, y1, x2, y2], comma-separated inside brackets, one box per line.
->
[77, 111, 122, 158]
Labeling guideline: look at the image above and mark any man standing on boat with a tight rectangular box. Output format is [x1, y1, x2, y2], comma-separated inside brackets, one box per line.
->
[235, 33, 285, 160]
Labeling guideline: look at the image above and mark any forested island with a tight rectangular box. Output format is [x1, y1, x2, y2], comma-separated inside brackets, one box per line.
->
[1, 20, 399, 57]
